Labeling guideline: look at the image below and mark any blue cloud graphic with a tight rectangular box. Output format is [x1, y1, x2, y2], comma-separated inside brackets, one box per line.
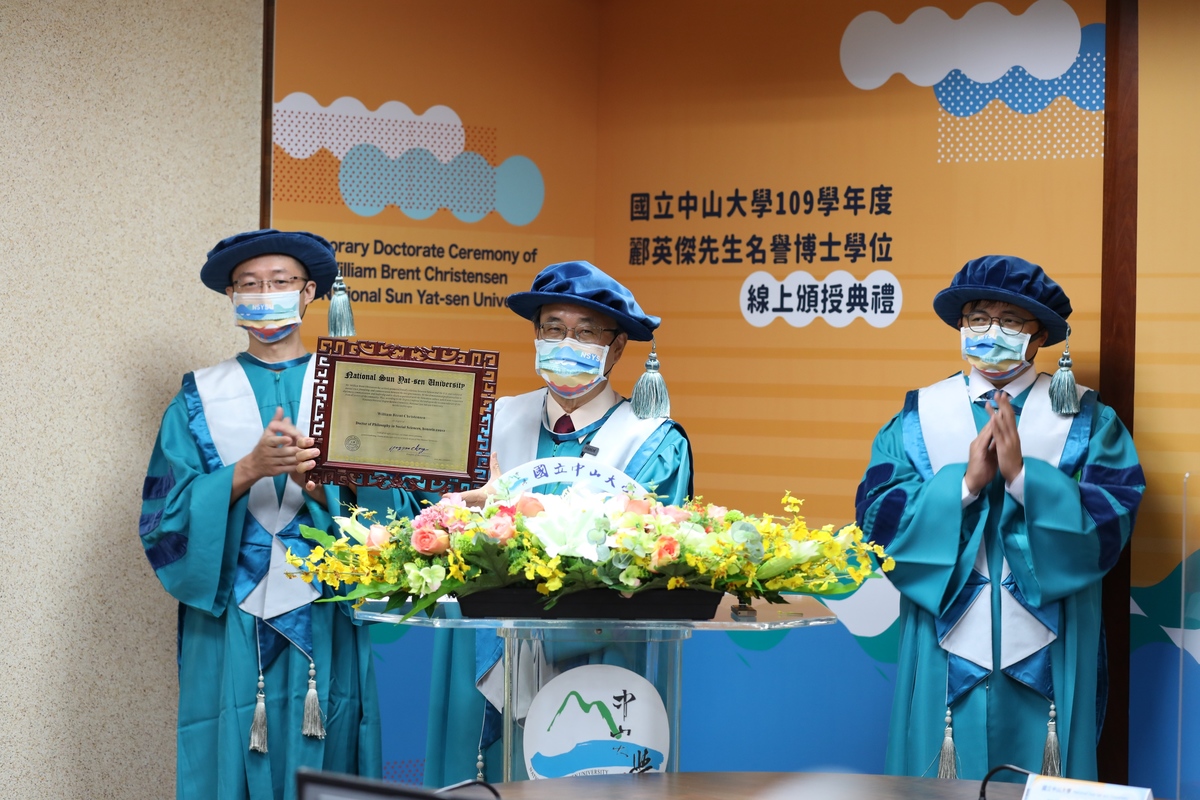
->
[934, 22, 1105, 117]
[338, 144, 544, 225]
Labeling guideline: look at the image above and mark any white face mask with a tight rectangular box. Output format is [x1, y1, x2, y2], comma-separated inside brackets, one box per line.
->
[232, 289, 303, 343]
[960, 325, 1033, 381]
[534, 337, 610, 399]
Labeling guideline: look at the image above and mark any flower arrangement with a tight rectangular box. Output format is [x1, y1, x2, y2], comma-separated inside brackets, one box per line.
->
[287, 487, 893, 617]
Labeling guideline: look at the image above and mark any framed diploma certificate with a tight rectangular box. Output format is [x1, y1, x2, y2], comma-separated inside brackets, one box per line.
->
[308, 338, 499, 492]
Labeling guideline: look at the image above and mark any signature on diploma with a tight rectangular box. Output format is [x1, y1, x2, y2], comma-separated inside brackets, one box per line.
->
[388, 443, 430, 455]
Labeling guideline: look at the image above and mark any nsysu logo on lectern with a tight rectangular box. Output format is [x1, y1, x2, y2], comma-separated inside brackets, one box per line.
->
[523, 665, 669, 779]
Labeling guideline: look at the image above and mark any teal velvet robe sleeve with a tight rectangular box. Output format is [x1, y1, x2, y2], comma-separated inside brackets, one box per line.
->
[140, 393, 244, 614]
[1001, 402, 1144, 606]
[855, 391, 1144, 781]
[855, 413, 986, 619]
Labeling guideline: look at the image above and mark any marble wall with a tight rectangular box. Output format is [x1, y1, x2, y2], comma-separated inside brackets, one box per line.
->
[0, 1, 261, 795]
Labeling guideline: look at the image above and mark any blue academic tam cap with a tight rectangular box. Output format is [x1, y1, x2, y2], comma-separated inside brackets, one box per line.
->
[200, 229, 339, 297]
[932, 254, 1073, 345]
[506, 261, 661, 341]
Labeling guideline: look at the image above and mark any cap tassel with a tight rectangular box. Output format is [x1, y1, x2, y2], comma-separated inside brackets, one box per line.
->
[249, 673, 268, 753]
[631, 341, 670, 420]
[1041, 703, 1062, 777]
[1049, 326, 1079, 416]
[302, 661, 326, 739]
[937, 708, 957, 779]
[327, 271, 356, 337]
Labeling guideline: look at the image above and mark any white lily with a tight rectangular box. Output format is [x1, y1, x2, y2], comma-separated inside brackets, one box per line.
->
[522, 489, 607, 561]
[334, 515, 371, 545]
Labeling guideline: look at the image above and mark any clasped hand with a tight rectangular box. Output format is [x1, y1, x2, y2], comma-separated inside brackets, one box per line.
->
[232, 407, 323, 501]
[964, 392, 1024, 495]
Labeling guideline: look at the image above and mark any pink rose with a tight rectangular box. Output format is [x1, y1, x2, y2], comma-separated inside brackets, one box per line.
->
[650, 536, 680, 570]
[365, 523, 391, 549]
[411, 528, 450, 556]
[607, 494, 631, 514]
[514, 494, 545, 518]
[706, 505, 728, 521]
[659, 506, 692, 524]
[626, 498, 653, 516]
[485, 514, 516, 543]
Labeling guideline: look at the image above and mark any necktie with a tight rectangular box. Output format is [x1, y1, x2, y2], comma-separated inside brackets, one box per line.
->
[553, 415, 575, 434]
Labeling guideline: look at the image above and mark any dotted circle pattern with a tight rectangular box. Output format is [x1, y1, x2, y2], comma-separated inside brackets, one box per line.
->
[935, 51, 1105, 117]
[272, 125, 499, 207]
[934, 24, 1106, 118]
[339, 144, 495, 219]
[273, 109, 469, 162]
[272, 144, 342, 205]
[937, 96, 1105, 164]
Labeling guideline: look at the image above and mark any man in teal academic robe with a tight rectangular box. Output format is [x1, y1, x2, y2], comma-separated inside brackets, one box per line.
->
[855, 255, 1144, 781]
[139, 230, 390, 800]
[422, 261, 694, 786]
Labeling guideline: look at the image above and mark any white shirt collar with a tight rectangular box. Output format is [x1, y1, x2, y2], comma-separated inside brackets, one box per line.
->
[545, 381, 620, 433]
[967, 366, 1038, 401]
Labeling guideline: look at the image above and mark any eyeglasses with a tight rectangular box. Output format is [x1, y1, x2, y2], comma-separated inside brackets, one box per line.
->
[962, 312, 1038, 336]
[232, 276, 309, 292]
[537, 323, 620, 344]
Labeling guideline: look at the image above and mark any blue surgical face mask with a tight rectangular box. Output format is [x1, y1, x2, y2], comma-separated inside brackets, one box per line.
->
[233, 289, 303, 343]
[534, 337, 609, 399]
[961, 325, 1033, 381]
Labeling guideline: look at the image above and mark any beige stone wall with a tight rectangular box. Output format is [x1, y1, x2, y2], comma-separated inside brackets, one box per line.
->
[0, 0, 262, 795]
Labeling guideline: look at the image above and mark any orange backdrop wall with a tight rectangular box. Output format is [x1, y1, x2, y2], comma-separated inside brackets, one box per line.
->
[272, 0, 1105, 526]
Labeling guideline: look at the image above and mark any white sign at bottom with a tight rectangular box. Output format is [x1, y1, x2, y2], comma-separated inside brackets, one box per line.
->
[523, 664, 669, 779]
[1022, 775, 1152, 800]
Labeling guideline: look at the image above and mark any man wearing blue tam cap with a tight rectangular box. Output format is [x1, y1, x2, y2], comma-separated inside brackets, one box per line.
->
[855, 255, 1144, 781]
[139, 229, 384, 799]
[422, 260, 694, 787]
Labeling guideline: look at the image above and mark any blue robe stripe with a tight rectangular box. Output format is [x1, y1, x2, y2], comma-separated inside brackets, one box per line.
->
[1002, 647, 1055, 701]
[625, 419, 694, 498]
[673, 421, 696, 499]
[624, 420, 672, 483]
[139, 509, 164, 537]
[1078, 484, 1126, 572]
[146, 531, 189, 571]
[233, 514, 315, 605]
[946, 654, 990, 708]
[900, 390, 934, 481]
[1058, 392, 1096, 478]
[234, 515, 276, 604]
[935, 569, 988, 643]
[1001, 573, 1060, 635]
[180, 372, 224, 472]
[856, 463, 895, 526]
[867, 488, 907, 548]
[1079, 464, 1147, 498]
[264, 602, 315, 665]
[142, 472, 176, 500]
[475, 629, 505, 686]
